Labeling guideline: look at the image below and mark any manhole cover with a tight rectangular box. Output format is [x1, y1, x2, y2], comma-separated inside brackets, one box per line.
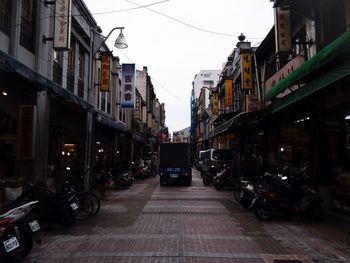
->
[190, 187, 207, 190]
[274, 261, 303, 263]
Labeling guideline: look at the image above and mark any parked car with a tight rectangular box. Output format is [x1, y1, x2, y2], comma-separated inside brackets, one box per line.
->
[195, 150, 205, 171]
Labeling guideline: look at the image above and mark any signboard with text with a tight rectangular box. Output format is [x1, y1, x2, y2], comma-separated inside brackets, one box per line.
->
[241, 50, 253, 90]
[54, 0, 72, 50]
[100, 52, 111, 92]
[225, 80, 233, 107]
[212, 92, 219, 115]
[274, 7, 292, 53]
[121, 64, 136, 108]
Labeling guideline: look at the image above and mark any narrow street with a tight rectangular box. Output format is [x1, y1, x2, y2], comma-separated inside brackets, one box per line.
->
[24, 169, 350, 263]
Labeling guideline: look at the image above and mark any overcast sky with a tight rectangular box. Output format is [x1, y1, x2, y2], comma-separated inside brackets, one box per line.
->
[83, 0, 274, 134]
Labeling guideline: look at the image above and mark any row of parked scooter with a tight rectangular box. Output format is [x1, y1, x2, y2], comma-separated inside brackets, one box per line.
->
[107, 161, 156, 190]
[0, 174, 101, 261]
[200, 162, 325, 221]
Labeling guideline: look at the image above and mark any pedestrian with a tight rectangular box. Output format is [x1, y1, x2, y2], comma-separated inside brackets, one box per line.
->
[151, 152, 158, 177]
[94, 154, 109, 199]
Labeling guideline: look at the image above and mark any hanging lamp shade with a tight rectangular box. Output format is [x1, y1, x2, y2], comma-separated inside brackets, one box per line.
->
[114, 30, 128, 49]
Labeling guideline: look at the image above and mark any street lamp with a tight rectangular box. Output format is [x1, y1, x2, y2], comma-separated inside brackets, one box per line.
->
[92, 26, 128, 56]
[84, 26, 128, 191]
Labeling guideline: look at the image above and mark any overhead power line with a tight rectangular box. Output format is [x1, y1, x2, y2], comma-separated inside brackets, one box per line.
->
[125, 0, 263, 39]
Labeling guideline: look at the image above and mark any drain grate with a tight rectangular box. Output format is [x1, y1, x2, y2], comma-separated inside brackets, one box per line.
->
[274, 261, 303, 263]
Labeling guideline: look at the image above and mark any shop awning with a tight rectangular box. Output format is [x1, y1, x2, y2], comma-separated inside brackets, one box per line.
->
[211, 117, 238, 138]
[232, 106, 271, 131]
[211, 111, 238, 126]
[133, 132, 148, 144]
[266, 30, 350, 100]
[273, 59, 350, 113]
[96, 113, 127, 132]
[0, 49, 94, 111]
[210, 106, 272, 138]
[148, 137, 157, 144]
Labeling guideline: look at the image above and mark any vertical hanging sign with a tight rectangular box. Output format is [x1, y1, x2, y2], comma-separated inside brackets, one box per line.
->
[274, 7, 292, 53]
[212, 92, 219, 115]
[54, 0, 72, 50]
[241, 50, 253, 90]
[121, 64, 136, 108]
[100, 52, 111, 92]
[225, 80, 233, 107]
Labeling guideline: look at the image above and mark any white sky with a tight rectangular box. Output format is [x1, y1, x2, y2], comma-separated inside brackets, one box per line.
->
[83, 0, 274, 134]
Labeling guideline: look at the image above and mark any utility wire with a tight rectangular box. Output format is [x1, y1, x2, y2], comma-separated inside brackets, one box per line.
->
[116, 48, 189, 106]
[125, 0, 263, 39]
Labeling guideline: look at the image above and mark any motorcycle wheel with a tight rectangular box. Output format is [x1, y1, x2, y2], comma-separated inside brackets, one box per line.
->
[311, 204, 326, 221]
[19, 232, 34, 258]
[240, 196, 253, 210]
[84, 192, 100, 216]
[214, 181, 223, 190]
[58, 208, 76, 228]
[203, 175, 212, 186]
[254, 204, 273, 221]
[233, 188, 244, 203]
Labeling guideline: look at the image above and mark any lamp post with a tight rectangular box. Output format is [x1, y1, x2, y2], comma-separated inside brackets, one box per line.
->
[84, 26, 128, 191]
[92, 27, 128, 56]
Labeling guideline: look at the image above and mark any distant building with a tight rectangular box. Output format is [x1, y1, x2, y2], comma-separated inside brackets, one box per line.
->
[173, 127, 190, 143]
[192, 70, 221, 108]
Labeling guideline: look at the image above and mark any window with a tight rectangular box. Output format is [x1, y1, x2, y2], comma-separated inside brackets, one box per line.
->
[78, 48, 85, 80]
[53, 51, 63, 85]
[0, 0, 11, 35]
[20, 0, 35, 52]
[77, 47, 85, 98]
[67, 41, 75, 93]
[203, 74, 210, 78]
[101, 92, 106, 112]
[68, 41, 75, 74]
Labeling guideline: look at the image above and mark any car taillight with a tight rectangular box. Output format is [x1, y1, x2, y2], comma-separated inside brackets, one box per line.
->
[160, 172, 164, 176]
[185, 172, 189, 176]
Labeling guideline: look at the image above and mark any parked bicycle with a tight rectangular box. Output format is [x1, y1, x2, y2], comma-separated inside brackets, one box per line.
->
[63, 169, 101, 220]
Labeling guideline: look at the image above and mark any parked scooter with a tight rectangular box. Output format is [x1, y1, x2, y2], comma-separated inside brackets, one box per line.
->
[16, 183, 79, 228]
[252, 169, 324, 221]
[0, 200, 41, 261]
[213, 163, 237, 190]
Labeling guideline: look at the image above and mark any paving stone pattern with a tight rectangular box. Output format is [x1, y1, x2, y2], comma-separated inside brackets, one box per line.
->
[23, 170, 350, 263]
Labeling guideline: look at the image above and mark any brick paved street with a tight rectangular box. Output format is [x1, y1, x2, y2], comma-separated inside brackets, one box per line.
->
[23, 169, 350, 263]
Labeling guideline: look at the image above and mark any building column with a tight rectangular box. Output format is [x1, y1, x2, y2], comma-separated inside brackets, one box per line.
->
[84, 111, 95, 190]
[34, 90, 50, 182]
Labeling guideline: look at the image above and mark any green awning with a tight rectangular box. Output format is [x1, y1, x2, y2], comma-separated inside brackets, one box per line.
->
[211, 117, 238, 138]
[266, 30, 350, 100]
[273, 59, 350, 113]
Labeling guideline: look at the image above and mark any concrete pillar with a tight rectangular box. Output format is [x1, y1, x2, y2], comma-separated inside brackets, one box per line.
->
[35, 90, 50, 182]
[84, 111, 94, 191]
[9, 0, 21, 57]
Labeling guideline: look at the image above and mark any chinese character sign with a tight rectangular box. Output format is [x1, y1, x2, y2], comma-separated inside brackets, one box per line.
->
[100, 53, 111, 92]
[274, 7, 292, 53]
[121, 64, 136, 108]
[212, 92, 219, 115]
[54, 0, 72, 50]
[225, 80, 233, 107]
[241, 50, 253, 90]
